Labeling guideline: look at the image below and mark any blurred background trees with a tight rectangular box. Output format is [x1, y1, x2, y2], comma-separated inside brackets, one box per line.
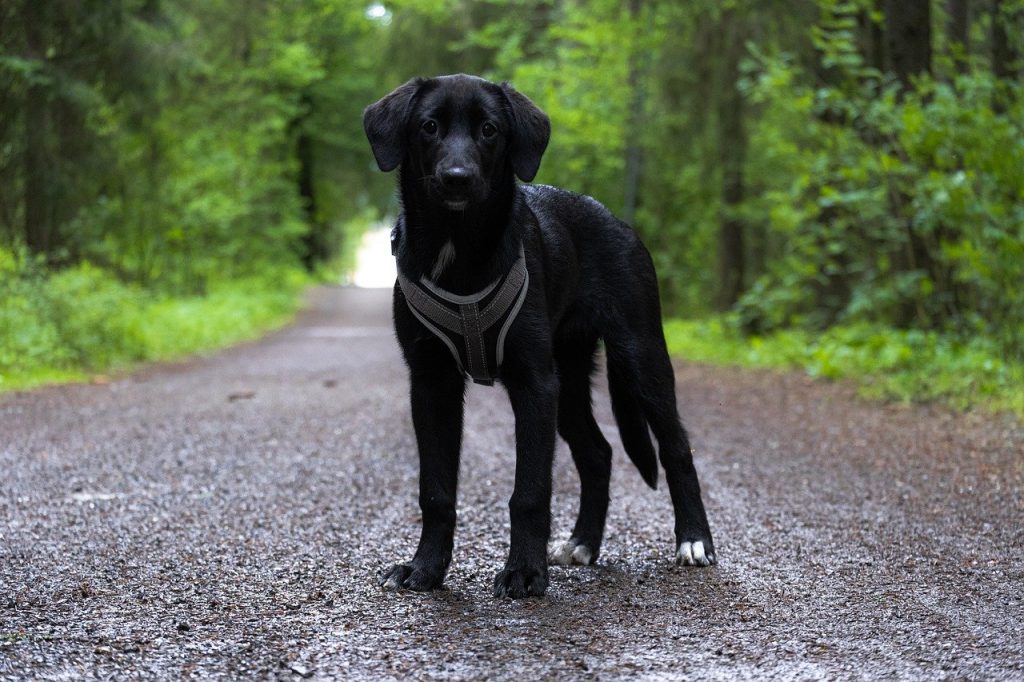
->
[2, 0, 389, 290]
[1, 0, 1022, 381]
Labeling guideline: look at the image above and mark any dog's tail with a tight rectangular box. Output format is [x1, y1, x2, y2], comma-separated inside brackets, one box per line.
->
[606, 352, 659, 490]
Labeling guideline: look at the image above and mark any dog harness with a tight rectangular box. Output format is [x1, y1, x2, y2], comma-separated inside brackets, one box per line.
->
[395, 241, 529, 386]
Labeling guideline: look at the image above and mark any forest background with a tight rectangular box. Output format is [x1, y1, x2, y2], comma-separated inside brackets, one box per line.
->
[1, 0, 1022, 412]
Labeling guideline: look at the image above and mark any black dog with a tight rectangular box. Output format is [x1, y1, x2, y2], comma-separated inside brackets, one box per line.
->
[364, 74, 715, 598]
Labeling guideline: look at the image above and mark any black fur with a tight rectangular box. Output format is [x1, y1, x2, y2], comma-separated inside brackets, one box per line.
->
[364, 74, 715, 599]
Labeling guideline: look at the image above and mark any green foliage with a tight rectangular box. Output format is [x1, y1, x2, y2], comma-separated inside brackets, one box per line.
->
[467, 1, 734, 313]
[738, 9, 1024, 358]
[664, 317, 1024, 416]
[497, 1, 632, 204]
[1, 0, 392, 287]
[0, 248, 70, 373]
[0, 1, 390, 388]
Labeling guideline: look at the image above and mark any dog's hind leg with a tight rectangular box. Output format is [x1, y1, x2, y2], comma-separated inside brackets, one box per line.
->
[549, 333, 612, 566]
[605, 326, 716, 566]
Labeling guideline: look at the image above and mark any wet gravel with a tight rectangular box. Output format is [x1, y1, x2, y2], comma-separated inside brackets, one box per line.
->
[2, 286, 1022, 680]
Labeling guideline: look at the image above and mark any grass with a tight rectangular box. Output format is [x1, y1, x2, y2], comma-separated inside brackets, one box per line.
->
[0, 215, 377, 394]
[0, 262, 308, 393]
[664, 317, 1024, 417]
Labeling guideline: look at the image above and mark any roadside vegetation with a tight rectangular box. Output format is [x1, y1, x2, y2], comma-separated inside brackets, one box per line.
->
[665, 318, 1024, 416]
[1, 1, 1021, 413]
[0, 247, 309, 390]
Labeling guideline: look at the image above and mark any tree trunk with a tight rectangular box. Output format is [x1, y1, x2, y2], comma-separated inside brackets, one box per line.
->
[991, 0, 1021, 114]
[883, 0, 938, 326]
[297, 128, 323, 270]
[23, 0, 52, 256]
[295, 94, 325, 271]
[991, 0, 1018, 78]
[716, 10, 746, 311]
[948, 0, 970, 74]
[884, 0, 932, 91]
[857, 0, 887, 73]
[622, 0, 645, 226]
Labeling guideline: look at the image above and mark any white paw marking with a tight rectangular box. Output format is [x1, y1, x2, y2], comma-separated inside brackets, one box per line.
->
[676, 541, 713, 566]
[571, 545, 593, 565]
[549, 540, 594, 566]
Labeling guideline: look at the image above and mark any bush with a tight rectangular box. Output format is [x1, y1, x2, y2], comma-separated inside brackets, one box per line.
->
[46, 263, 148, 367]
[0, 247, 305, 390]
[0, 248, 70, 374]
[738, 51, 1024, 359]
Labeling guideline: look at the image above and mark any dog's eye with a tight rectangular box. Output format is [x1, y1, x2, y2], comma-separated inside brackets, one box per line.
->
[481, 122, 497, 139]
[421, 120, 438, 135]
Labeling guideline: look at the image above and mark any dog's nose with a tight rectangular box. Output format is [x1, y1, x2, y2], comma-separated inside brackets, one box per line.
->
[439, 166, 473, 189]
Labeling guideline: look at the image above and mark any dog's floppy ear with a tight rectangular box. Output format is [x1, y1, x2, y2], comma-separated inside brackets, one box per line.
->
[500, 83, 551, 182]
[363, 78, 425, 172]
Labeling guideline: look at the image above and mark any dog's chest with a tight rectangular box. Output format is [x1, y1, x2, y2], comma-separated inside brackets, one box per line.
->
[397, 246, 529, 386]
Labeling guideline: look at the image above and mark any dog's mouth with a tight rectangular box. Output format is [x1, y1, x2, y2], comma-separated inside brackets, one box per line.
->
[444, 199, 469, 211]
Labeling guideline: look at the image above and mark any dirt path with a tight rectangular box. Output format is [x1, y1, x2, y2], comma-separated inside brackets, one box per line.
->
[2, 286, 1022, 680]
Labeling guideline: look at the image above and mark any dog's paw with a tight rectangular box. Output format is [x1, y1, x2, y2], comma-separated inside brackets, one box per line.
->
[378, 562, 444, 592]
[493, 564, 548, 598]
[548, 539, 595, 566]
[675, 540, 716, 567]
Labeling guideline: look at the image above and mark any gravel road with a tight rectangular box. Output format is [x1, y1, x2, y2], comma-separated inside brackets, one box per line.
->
[2, 286, 1022, 680]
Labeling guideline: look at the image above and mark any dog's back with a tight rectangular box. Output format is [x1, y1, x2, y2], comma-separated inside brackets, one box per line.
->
[520, 183, 667, 489]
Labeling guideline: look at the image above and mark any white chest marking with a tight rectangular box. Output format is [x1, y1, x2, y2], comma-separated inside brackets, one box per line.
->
[431, 240, 456, 280]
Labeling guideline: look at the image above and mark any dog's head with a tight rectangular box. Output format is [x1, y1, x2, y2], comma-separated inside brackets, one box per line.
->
[363, 74, 550, 210]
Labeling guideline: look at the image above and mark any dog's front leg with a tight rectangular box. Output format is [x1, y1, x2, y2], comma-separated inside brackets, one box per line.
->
[380, 367, 465, 592]
[494, 369, 559, 598]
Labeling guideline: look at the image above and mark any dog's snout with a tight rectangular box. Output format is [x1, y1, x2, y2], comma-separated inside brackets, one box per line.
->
[439, 166, 473, 189]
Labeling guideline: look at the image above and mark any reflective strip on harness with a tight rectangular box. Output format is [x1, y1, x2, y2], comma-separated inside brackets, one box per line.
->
[397, 246, 529, 386]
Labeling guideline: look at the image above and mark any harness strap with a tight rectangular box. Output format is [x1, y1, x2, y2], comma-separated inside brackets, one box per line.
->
[397, 245, 529, 386]
[398, 278, 463, 333]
